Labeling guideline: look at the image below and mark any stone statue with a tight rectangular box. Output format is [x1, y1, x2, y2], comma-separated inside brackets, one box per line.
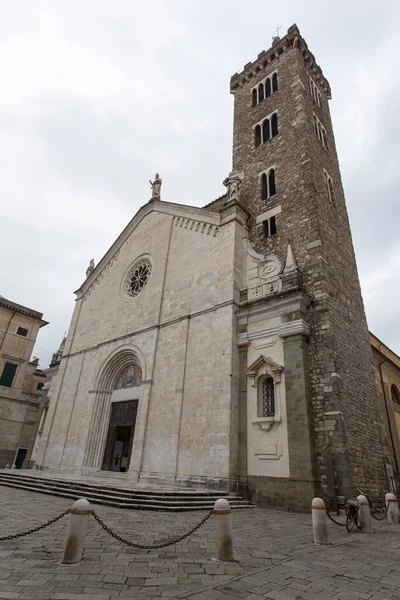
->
[149, 173, 162, 199]
[86, 258, 95, 278]
[223, 173, 242, 202]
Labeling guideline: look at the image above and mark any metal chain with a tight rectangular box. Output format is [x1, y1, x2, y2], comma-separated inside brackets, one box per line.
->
[91, 509, 213, 550]
[370, 500, 388, 521]
[0, 509, 70, 541]
[326, 510, 347, 527]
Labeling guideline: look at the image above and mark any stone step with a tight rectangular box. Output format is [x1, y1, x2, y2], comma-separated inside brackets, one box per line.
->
[0, 478, 248, 506]
[0, 472, 230, 498]
[0, 473, 255, 511]
[0, 472, 245, 502]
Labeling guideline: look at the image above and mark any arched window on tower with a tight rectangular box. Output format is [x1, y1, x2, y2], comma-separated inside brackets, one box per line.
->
[265, 78, 271, 98]
[262, 119, 270, 143]
[252, 88, 257, 107]
[258, 83, 264, 103]
[271, 113, 279, 137]
[268, 168, 276, 197]
[254, 125, 262, 147]
[261, 173, 268, 200]
[391, 385, 400, 405]
[272, 72, 278, 92]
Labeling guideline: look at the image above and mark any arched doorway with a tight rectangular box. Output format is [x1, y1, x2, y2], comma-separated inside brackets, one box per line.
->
[101, 363, 142, 472]
[84, 348, 145, 471]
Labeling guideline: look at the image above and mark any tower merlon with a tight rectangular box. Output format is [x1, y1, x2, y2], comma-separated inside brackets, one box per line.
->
[230, 24, 331, 98]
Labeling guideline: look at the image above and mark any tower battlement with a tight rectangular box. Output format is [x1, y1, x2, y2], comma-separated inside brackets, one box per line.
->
[230, 24, 331, 98]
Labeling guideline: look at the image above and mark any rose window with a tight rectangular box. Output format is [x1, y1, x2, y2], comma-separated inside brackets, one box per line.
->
[125, 259, 152, 297]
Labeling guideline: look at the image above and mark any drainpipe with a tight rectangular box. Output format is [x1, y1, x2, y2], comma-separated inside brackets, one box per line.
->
[0, 309, 16, 353]
[378, 347, 399, 472]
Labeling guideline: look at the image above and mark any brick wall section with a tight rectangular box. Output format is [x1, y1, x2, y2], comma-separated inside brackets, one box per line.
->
[230, 24, 388, 499]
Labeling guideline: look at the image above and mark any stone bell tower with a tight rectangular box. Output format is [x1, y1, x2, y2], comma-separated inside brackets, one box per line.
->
[231, 24, 388, 506]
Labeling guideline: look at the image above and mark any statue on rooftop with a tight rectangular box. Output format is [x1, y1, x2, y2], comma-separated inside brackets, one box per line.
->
[149, 173, 162, 199]
[86, 259, 95, 278]
[223, 173, 242, 202]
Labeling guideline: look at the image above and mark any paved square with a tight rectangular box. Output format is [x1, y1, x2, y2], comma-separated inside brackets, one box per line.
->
[1, 486, 400, 599]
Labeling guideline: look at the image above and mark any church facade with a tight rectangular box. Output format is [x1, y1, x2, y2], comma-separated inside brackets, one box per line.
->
[34, 25, 390, 509]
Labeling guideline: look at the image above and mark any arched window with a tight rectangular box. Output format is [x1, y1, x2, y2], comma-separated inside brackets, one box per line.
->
[265, 78, 271, 97]
[262, 119, 270, 143]
[314, 114, 319, 137]
[252, 88, 257, 107]
[392, 385, 400, 405]
[261, 173, 268, 200]
[327, 176, 334, 203]
[114, 363, 142, 390]
[262, 376, 275, 417]
[254, 125, 261, 147]
[271, 113, 278, 137]
[258, 83, 264, 103]
[268, 169, 276, 197]
[272, 72, 278, 92]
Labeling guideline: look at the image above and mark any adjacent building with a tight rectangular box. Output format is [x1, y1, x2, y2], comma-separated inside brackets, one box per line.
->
[0, 295, 48, 468]
[370, 332, 400, 491]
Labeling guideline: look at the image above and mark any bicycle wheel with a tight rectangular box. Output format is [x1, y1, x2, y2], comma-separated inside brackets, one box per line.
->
[346, 513, 355, 532]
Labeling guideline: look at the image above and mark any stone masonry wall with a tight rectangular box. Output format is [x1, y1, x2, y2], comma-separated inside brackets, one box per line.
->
[230, 24, 388, 500]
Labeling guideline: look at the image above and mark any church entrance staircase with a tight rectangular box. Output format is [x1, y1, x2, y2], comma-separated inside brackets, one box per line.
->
[0, 470, 254, 511]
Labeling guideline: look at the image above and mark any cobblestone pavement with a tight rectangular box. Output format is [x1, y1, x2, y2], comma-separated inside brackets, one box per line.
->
[1, 487, 400, 600]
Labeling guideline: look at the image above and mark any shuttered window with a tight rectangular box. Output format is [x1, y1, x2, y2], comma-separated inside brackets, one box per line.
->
[0, 362, 17, 388]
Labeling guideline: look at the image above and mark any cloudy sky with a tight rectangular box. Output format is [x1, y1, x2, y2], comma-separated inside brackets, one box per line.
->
[1, 0, 400, 367]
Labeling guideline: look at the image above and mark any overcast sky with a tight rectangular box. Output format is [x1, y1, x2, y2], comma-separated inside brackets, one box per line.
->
[1, 0, 400, 368]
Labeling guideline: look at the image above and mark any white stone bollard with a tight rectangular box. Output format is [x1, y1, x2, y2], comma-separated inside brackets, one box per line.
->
[357, 495, 372, 533]
[5, 464, 10, 469]
[385, 493, 399, 524]
[311, 497, 328, 544]
[214, 498, 234, 561]
[61, 498, 92, 564]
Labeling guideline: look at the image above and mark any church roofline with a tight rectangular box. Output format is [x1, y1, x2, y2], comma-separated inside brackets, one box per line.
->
[75, 198, 235, 298]
[230, 24, 331, 98]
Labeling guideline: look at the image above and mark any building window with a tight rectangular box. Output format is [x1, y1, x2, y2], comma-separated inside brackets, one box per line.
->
[269, 169, 276, 197]
[263, 216, 277, 237]
[261, 376, 275, 417]
[37, 382, 44, 391]
[258, 83, 264, 103]
[260, 168, 276, 200]
[272, 72, 278, 93]
[16, 327, 28, 337]
[392, 385, 400, 405]
[0, 362, 18, 388]
[324, 169, 334, 203]
[262, 119, 270, 142]
[271, 113, 278, 137]
[265, 77, 271, 97]
[261, 174, 268, 200]
[308, 74, 322, 106]
[313, 113, 327, 147]
[254, 113, 279, 147]
[252, 72, 278, 106]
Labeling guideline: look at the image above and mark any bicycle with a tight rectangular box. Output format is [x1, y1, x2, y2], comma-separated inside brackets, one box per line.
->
[345, 498, 361, 532]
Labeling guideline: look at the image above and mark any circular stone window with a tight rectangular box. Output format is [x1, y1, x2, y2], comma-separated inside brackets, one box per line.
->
[125, 259, 152, 298]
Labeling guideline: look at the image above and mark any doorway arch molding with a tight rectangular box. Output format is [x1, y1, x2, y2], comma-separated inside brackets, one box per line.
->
[84, 344, 146, 468]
